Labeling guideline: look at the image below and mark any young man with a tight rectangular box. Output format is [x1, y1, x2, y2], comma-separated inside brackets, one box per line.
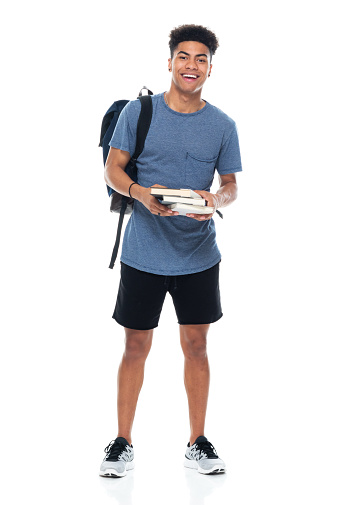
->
[100, 24, 242, 477]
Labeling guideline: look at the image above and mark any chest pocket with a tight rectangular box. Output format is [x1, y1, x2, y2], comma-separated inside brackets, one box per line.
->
[185, 152, 218, 190]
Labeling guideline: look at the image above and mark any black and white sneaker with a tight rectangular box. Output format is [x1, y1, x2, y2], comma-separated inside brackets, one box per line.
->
[99, 437, 134, 477]
[184, 435, 226, 474]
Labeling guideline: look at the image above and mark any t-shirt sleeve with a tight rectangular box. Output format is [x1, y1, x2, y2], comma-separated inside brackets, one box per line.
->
[108, 100, 140, 157]
[215, 124, 243, 175]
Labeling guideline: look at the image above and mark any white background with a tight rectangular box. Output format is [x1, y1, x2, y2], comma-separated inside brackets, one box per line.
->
[1, 1, 340, 504]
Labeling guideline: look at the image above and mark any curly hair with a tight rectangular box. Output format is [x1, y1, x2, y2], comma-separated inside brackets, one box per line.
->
[169, 24, 219, 60]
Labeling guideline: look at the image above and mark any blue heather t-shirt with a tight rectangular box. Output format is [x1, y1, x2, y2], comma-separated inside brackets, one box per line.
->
[109, 92, 242, 275]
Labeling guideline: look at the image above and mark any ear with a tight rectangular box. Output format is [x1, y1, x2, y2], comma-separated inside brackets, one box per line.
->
[208, 63, 213, 77]
[168, 57, 172, 72]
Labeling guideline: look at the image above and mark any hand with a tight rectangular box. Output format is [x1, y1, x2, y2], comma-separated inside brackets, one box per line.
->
[186, 190, 218, 221]
[136, 184, 179, 217]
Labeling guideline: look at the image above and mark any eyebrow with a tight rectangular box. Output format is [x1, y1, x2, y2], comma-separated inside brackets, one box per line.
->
[176, 51, 208, 58]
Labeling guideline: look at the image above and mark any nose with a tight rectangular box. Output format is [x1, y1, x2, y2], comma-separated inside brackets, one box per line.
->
[185, 58, 198, 70]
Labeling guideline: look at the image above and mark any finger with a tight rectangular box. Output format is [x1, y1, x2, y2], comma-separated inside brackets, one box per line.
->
[150, 197, 173, 214]
[153, 210, 179, 216]
[155, 201, 175, 214]
[156, 212, 179, 217]
[186, 213, 212, 220]
[186, 213, 201, 220]
[193, 190, 207, 200]
[152, 205, 179, 216]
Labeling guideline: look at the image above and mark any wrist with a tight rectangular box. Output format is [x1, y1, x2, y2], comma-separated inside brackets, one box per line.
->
[215, 190, 231, 209]
[213, 193, 221, 209]
[130, 183, 147, 202]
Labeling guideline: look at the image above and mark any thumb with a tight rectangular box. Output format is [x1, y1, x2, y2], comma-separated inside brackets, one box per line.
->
[194, 190, 208, 200]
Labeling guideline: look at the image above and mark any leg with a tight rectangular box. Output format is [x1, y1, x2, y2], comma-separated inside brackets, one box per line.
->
[116, 327, 153, 445]
[180, 324, 210, 446]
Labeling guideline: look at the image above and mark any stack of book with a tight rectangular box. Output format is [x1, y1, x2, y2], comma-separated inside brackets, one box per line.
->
[150, 188, 214, 216]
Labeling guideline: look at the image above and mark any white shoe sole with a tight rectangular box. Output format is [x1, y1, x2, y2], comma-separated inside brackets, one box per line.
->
[99, 461, 134, 478]
[184, 458, 225, 474]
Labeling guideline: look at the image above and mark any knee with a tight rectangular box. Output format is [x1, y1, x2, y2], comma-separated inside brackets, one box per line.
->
[181, 328, 208, 360]
[124, 330, 153, 361]
[184, 342, 207, 360]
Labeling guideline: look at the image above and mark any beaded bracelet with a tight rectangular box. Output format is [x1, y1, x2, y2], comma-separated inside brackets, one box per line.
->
[128, 182, 139, 199]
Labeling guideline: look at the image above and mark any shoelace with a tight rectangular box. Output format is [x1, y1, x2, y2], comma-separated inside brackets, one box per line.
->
[104, 440, 128, 461]
[193, 441, 219, 460]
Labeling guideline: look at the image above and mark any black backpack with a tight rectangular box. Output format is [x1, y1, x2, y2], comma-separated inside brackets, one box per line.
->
[99, 87, 153, 268]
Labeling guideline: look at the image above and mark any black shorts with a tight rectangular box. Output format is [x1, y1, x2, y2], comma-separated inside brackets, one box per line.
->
[113, 261, 223, 330]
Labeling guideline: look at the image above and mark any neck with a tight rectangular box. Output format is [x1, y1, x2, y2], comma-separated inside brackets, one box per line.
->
[165, 84, 205, 113]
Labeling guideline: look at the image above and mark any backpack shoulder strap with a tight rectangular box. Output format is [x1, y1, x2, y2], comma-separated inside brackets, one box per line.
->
[132, 95, 153, 161]
[108, 94, 153, 270]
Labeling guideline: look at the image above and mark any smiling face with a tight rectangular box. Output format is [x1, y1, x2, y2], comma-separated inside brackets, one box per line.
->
[168, 40, 212, 95]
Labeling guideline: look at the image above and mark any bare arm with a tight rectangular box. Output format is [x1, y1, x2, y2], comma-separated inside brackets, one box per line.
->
[187, 173, 238, 221]
[104, 147, 136, 196]
[214, 172, 238, 208]
[104, 147, 178, 216]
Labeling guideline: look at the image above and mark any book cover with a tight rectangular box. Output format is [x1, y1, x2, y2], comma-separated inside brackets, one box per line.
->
[168, 203, 214, 216]
[151, 188, 202, 199]
[160, 196, 206, 206]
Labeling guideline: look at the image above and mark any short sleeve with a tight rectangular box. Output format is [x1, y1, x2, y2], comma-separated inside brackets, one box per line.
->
[215, 124, 243, 175]
[108, 101, 140, 157]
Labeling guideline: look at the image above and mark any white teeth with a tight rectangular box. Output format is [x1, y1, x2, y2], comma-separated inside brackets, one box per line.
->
[183, 74, 198, 78]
